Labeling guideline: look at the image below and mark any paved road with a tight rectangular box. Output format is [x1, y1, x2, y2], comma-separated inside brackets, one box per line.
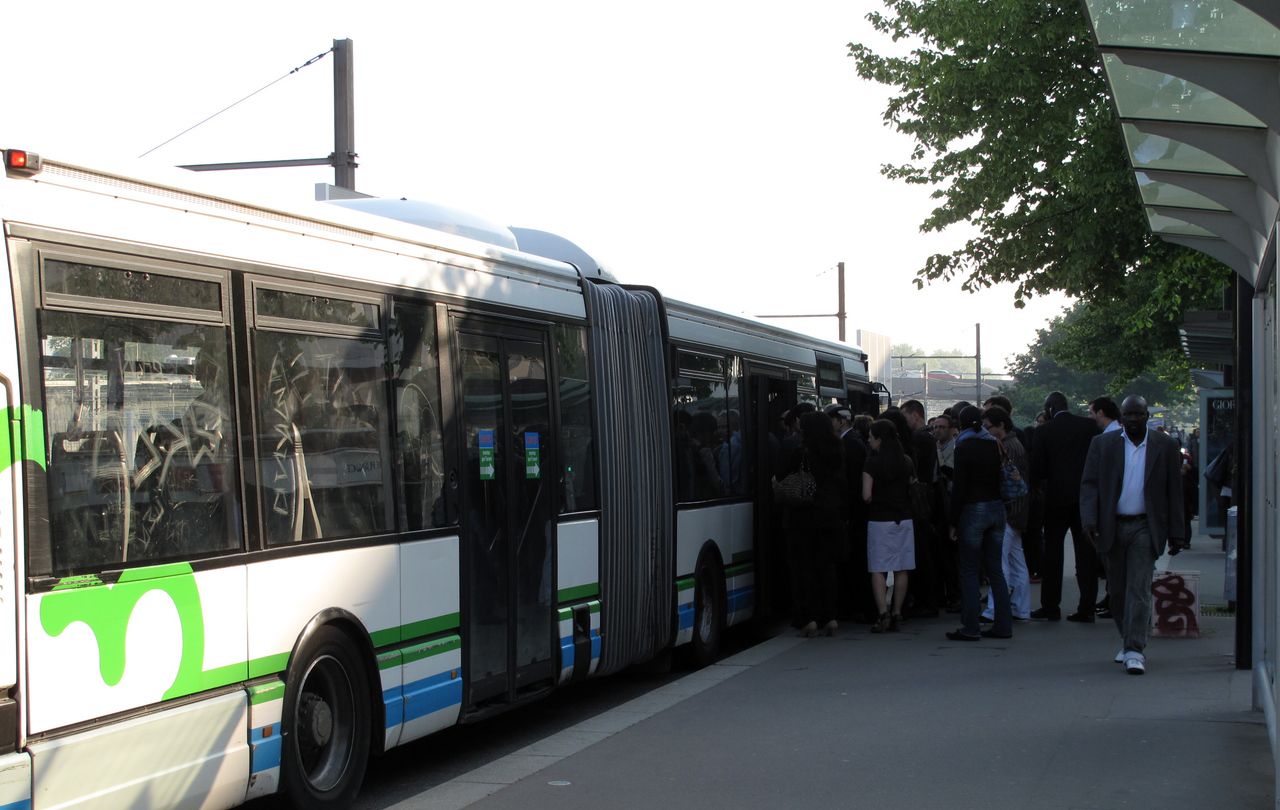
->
[257, 533, 1275, 810]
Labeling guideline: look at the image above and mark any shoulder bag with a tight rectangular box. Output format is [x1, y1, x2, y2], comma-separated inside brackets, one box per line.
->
[997, 439, 1030, 530]
[774, 453, 817, 506]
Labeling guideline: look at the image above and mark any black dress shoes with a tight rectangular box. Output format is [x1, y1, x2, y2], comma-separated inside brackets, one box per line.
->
[1030, 608, 1061, 621]
[1067, 611, 1096, 623]
[980, 629, 1012, 639]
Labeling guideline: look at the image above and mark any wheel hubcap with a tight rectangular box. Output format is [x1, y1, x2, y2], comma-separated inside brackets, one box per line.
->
[295, 654, 355, 792]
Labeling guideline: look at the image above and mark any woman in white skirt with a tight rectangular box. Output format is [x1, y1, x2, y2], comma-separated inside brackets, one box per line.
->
[862, 419, 916, 633]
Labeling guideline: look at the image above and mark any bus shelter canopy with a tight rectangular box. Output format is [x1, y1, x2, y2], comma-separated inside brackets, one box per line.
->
[1082, 0, 1280, 286]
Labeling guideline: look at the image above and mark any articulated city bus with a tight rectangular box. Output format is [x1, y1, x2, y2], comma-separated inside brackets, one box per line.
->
[0, 147, 875, 809]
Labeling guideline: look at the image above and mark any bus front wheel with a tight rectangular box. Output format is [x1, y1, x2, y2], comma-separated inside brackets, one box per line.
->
[282, 625, 372, 808]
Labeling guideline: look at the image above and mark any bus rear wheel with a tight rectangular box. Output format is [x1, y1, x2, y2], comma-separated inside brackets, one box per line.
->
[689, 555, 724, 668]
[282, 625, 372, 808]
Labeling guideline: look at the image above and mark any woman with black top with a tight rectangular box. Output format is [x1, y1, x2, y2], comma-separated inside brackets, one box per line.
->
[862, 418, 915, 633]
[783, 411, 848, 636]
[947, 405, 1013, 641]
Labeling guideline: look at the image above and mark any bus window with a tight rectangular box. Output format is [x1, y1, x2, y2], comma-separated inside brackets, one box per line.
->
[253, 329, 392, 544]
[554, 324, 595, 513]
[39, 311, 241, 574]
[673, 351, 728, 503]
[390, 302, 448, 529]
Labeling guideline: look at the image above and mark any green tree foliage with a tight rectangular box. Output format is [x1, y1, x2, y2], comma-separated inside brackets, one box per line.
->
[849, 0, 1229, 385]
[999, 302, 1196, 423]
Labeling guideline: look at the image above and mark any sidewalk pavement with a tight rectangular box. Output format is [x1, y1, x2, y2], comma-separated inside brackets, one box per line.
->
[406, 530, 1274, 810]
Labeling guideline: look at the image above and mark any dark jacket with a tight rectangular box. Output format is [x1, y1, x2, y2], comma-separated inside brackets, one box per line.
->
[912, 428, 938, 485]
[1080, 428, 1185, 555]
[1030, 411, 1100, 511]
[841, 430, 868, 524]
[950, 431, 1002, 523]
[782, 444, 847, 532]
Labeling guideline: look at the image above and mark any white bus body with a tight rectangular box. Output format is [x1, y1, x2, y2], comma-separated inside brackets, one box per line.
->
[0, 148, 872, 810]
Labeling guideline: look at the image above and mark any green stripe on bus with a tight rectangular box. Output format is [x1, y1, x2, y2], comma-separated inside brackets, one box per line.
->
[725, 562, 753, 578]
[731, 550, 753, 564]
[249, 682, 285, 705]
[370, 628, 399, 648]
[675, 576, 695, 591]
[557, 583, 599, 603]
[378, 651, 402, 671]
[248, 652, 291, 679]
[400, 613, 461, 642]
[403, 636, 461, 664]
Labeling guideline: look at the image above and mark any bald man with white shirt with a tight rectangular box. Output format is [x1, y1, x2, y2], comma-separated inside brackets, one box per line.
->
[1080, 395, 1187, 675]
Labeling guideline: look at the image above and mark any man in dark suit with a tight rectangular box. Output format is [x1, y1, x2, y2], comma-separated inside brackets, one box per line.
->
[1080, 395, 1186, 674]
[827, 404, 875, 622]
[1030, 391, 1101, 621]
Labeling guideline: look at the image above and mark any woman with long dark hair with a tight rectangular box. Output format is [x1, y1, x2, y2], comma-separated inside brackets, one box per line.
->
[782, 410, 848, 636]
[862, 418, 915, 632]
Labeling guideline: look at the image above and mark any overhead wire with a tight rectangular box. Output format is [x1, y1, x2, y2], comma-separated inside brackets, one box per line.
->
[137, 46, 333, 159]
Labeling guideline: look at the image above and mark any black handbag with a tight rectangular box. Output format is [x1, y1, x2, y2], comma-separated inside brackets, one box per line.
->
[774, 457, 816, 505]
[909, 476, 933, 520]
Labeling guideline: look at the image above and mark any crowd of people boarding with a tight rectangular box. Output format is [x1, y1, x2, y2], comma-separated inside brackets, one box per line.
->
[773, 392, 1196, 675]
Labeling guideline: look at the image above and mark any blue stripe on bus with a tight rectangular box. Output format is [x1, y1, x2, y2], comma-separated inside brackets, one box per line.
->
[0, 801, 30, 810]
[590, 630, 601, 661]
[250, 727, 282, 773]
[403, 671, 463, 723]
[382, 686, 405, 729]
[678, 603, 694, 630]
[560, 636, 574, 670]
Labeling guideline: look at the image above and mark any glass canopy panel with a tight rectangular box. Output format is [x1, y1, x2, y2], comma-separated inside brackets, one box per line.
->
[1123, 125, 1247, 175]
[1103, 55, 1265, 126]
[1135, 172, 1229, 210]
[1085, 0, 1280, 57]
[1146, 210, 1218, 237]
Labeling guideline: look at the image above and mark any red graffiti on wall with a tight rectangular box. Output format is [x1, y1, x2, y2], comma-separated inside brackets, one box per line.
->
[1153, 574, 1200, 637]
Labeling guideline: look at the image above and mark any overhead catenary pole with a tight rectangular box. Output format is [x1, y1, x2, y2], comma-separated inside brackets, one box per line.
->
[975, 323, 982, 404]
[333, 38, 357, 190]
[837, 262, 846, 342]
[757, 261, 848, 342]
[175, 40, 357, 190]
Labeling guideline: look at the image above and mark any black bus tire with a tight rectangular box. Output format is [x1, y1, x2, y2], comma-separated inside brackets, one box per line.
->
[689, 555, 725, 668]
[282, 625, 372, 809]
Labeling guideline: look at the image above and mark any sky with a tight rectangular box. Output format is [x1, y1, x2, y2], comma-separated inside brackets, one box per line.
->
[4, 0, 1071, 374]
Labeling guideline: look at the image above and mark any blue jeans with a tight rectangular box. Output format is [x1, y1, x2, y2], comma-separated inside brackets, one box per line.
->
[958, 501, 1011, 636]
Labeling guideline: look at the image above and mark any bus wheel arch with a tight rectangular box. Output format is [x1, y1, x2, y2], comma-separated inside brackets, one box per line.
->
[280, 614, 378, 808]
[689, 542, 725, 668]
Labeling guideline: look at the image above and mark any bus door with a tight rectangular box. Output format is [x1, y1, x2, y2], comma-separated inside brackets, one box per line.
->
[748, 372, 794, 619]
[451, 319, 557, 708]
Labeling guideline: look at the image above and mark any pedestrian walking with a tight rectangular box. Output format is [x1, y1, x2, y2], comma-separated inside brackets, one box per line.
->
[1080, 395, 1187, 674]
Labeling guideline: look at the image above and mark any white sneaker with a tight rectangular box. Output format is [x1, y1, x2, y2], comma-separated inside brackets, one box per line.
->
[1123, 651, 1146, 675]
[1114, 649, 1125, 664]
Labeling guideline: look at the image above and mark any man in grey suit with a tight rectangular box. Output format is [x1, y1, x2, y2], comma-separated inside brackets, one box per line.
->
[1080, 395, 1187, 675]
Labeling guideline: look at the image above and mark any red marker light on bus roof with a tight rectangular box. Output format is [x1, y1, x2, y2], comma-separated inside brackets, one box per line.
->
[4, 149, 43, 177]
